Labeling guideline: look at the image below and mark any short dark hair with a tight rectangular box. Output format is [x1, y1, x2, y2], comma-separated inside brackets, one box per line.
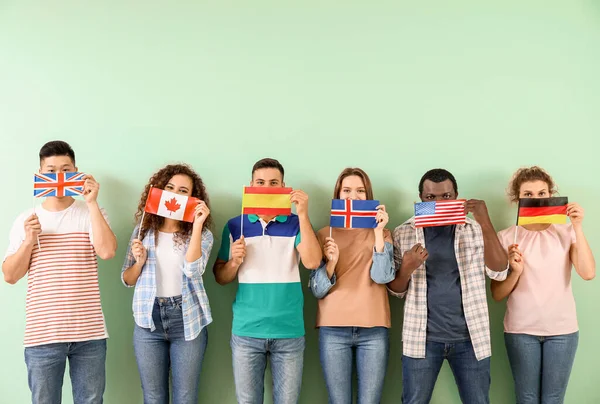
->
[39, 141, 76, 165]
[252, 158, 284, 179]
[418, 168, 458, 195]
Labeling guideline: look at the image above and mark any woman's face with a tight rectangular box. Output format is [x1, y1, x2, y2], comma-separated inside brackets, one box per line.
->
[519, 180, 550, 199]
[165, 174, 194, 196]
[339, 175, 367, 200]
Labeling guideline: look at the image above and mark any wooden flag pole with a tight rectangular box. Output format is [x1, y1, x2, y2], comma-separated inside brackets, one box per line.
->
[138, 185, 152, 241]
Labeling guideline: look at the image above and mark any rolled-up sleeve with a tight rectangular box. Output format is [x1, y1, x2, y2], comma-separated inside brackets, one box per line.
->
[121, 226, 139, 288]
[182, 230, 214, 278]
[309, 260, 336, 299]
[370, 242, 395, 284]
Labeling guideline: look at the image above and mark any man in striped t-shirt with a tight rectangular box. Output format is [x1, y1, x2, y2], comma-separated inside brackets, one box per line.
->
[213, 158, 322, 404]
[2, 141, 117, 404]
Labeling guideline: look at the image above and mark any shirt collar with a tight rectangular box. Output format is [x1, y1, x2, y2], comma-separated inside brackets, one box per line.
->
[247, 214, 289, 223]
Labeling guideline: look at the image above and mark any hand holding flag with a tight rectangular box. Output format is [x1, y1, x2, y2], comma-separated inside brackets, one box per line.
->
[131, 239, 147, 265]
[23, 214, 42, 247]
[566, 202, 584, 226]
[290, 190, 310, 217]
[192, 201, 211, 229]
[323, 237, 339, 265]
[507, 244, 523, 275]
[82, 175, 100, 203]
[375, 205, 389, 229]
[231, 237, 246, 267]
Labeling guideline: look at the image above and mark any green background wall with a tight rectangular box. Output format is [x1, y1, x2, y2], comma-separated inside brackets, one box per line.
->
[1, 1, 599, 403]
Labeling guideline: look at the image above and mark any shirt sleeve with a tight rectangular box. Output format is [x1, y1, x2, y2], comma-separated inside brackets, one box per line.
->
[370, 242, 395, 284]
[3, 213, 26, 262]
[121, 225, 140, 288]
[217, 224, 232, 261]
[309, 260, 336, 299]
[182, 229, 214, 278]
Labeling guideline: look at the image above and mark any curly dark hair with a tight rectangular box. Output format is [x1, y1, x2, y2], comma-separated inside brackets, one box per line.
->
[508, 166, 557, 203]
[135, 164, 212, 244]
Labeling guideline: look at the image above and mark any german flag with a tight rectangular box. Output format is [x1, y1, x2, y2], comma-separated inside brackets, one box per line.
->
[517, 197, 568, 225]
[242, 187, 292, 216]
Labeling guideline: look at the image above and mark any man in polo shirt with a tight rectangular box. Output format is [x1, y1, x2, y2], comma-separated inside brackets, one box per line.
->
[214, 157, 322, 404]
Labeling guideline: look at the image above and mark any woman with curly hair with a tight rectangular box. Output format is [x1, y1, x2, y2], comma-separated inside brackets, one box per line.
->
[492, 166, 595, 404]
[121, 164, 213, 404]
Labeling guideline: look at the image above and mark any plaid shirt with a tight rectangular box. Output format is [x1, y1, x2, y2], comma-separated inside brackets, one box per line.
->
[391, 217, 507, 360]
[121, 225, 214, 341]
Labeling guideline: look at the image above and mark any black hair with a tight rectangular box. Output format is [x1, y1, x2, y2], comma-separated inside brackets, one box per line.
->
[251, 158, 284, 179]
[418, 168, 458, 195]
[39, 140, 76, 165]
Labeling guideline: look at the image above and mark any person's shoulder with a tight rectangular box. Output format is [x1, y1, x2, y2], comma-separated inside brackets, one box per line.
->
[393, 218, 414, 233]
[225, 215, 242, 227]
[10, 208, 34, 227]
[497, 225, 516, 238]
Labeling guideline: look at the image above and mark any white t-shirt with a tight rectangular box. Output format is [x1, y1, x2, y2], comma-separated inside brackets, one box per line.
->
[3, 199, 110, 347]
[155, 231, 185, 297]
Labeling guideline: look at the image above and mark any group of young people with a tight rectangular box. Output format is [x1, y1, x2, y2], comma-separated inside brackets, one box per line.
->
[2, 140, 595, 404]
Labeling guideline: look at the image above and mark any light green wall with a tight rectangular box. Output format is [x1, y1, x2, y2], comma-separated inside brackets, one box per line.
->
[1, 1, 599, 403]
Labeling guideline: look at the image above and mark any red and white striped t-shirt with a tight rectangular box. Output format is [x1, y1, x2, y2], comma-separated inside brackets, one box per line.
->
[4, 200, 109, 347]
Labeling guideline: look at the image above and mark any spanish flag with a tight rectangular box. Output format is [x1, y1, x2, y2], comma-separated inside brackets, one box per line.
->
[242, 187, 292, 216]
[517, 197, 568, 225]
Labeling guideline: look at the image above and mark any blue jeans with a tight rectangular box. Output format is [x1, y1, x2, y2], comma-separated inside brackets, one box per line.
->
[133, 296, 208, 404]
[402, 340, 490, 404]
[319, 326, 389, 404]
[24, 339, 106, 404]
[231, 334, 305, 404]
[504, 332, 579, 404]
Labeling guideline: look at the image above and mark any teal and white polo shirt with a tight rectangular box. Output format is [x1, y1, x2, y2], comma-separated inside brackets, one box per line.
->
[218, 214, 304, 339]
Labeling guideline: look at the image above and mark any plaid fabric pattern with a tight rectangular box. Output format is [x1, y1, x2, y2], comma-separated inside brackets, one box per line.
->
[121, 225, 214, 341]
[391, 217, 507, 360]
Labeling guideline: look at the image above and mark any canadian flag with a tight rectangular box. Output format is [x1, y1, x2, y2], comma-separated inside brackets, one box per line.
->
[144, 188, 199, 223]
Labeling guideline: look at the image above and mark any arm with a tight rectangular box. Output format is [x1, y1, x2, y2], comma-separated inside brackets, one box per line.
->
[491, 244, 523, 301]
[3, 214, 41, 285]
[387, 244, 428, 295]
[183, 201, 213, 278]
[121, 226, 147, 287]
[465, 199, 508, 271]
[568, 203, 595, 280]
[83, 175, 117, 260]
[213, 224, 245, 285]
[370, 242, 395, 284]
[309, 261, 336, 299]
[291, 190, 322, 269]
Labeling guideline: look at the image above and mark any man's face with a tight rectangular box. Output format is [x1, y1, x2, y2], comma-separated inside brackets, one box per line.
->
[251, 168, 284, 188]
[420, 179, 457, 202]
[40, 155, 76, 174]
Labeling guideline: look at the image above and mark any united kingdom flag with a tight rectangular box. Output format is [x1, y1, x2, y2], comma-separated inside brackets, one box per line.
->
[33, 172, 86, 198]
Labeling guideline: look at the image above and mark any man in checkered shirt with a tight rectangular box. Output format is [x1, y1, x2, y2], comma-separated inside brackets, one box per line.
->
[388, 168, 509, 404]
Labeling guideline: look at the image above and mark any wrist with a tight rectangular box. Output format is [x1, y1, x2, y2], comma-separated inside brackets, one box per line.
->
[23, 238, 37, 248]
[86, 200, 99, 208]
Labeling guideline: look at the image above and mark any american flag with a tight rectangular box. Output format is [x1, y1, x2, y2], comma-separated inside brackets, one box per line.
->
[33, 172, 86, 198]
[414, 199, 466, 228]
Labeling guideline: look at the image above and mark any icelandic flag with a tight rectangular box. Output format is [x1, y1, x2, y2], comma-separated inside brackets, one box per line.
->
[33, 172, 86, 198]
[330, 199, 379, 229]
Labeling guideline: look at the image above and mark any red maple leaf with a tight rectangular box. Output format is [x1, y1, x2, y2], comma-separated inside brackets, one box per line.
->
[164, 197, 181, 215]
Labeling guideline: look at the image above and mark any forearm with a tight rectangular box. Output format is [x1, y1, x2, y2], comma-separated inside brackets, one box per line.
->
[2, 243, 34, 284]
[387, 267, 411, 294]
[213, 260, 240, 285]
[374, 228, 385, 253]
[297, 214, 322, 269]
[88, 202, 117, 260]
[185, 225, 204, 263]
[480, 219, 508, 271]
[573, 226, 596, 280]
[491, 269, 521, 301]
[122, 263, 143, 286]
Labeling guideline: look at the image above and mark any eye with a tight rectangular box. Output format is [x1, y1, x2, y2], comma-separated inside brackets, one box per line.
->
[523, 192, 532, 197]
[426, 195, 434, 200]
[539, 191, 547, 196]
[358, 189, 366, 193]
[443, 194, 451, 199]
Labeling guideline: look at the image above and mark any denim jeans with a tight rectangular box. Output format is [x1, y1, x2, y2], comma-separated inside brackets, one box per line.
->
[24, 339, 107, 404]
[402, 340, 490, 404]
[504, 332, 579, 404]
[133, 296, 208, 404]
[231, 334, 305, 404]
[319, 326, 389, 404]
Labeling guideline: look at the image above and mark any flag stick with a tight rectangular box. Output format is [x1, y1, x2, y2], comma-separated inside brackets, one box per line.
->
[32, 197, 41, 251]
[513, 224, 518, 245]
[138, 185, 152, 241]
[329, 226, 333, 261]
